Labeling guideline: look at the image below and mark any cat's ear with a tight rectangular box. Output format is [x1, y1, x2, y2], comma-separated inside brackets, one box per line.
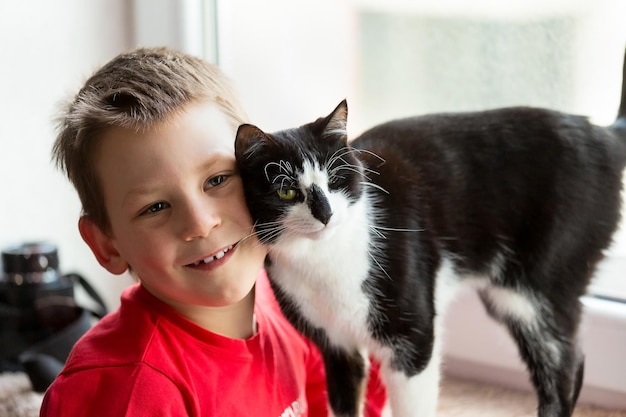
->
[321, 99, 348, 140]
[235, 124, 271, 160]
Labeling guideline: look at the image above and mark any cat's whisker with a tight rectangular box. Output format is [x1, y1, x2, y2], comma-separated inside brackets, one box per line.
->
[238, 230, 270, 250]
[239, 227, 272, 246]
[281, 160, 293, 175]
[360, 181, 390, 195]
[259, 222, 290, 239]
[367, 250, 392, 281]
[335, 163, 381, 183]
[327, 157, 356, 170]
[372, 225, 425, 233]
[326, 147, 353, 166]
[330, 162, 382, 186]
[244, 219, 293, 246]
[264, 160, 295, 182]
[327, 147, 370, 177]
[279, 176, 292, 190]
[325, 156, 346, 171]
[263, 162, 280, 182]
[368, 226, 387, 240]
[360, 165, 382, 177]
[283, 217, 327, 235]
[355, 148, 386, 164]
[331, 164, 362, 176]
[271, 173, 292, 185]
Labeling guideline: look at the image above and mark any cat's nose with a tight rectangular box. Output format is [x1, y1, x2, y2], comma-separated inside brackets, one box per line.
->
[307, 184, 333, 225]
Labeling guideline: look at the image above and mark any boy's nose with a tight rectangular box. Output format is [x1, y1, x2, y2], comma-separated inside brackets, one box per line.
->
[180, 200, 221, 241]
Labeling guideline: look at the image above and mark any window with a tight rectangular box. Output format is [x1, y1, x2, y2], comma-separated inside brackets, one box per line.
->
[355, 3, 626, 298]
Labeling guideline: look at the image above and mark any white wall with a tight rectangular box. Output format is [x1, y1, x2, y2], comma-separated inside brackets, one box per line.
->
[0, 1, 136, 310]
[216, 0, 359, 132]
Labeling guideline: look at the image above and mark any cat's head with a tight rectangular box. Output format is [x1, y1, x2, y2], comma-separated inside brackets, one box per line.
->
[235, 100, 365, 245]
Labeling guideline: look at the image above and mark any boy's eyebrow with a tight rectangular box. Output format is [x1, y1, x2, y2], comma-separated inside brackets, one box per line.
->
[122, 155, 234, 203]
[125, 185, 158, 197]
[122, 185, 161, 207]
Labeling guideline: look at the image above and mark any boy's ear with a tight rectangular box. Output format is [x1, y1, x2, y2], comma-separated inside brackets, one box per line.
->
[78, 216, 129, 275]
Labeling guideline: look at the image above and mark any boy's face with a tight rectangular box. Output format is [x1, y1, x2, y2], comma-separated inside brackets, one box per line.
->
[82, 100, 266, 309]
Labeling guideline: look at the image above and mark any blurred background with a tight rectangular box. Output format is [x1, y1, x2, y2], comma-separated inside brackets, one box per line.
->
[1, 0, 625, 405]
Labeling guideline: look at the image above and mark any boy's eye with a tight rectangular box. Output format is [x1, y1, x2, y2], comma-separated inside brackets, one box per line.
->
[277, 188, 298, 200]
[142, 201, 169, 215]
[205, 175, 227, 189]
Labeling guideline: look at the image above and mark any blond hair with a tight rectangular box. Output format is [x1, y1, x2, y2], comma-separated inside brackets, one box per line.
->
[53, 47, 247, 234]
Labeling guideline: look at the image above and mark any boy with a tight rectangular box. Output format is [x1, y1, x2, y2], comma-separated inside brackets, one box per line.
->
[40, 47, 386, 416]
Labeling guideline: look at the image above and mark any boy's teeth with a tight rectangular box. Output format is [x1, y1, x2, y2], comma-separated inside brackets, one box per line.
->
[192, 245, 233, 266]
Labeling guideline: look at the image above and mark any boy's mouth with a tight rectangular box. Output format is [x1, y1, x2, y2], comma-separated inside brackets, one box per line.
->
[187, 244, 236, 267]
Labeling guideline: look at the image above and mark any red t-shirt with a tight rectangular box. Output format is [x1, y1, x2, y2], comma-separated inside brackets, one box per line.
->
[40, 271, 386, 416]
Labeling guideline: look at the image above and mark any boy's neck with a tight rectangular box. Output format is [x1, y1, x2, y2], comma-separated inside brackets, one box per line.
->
[149, 285, 257, 340]
[194, 289, 257, 339]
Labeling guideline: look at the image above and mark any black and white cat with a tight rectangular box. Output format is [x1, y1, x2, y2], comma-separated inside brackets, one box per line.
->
[234, 53, 626, 417]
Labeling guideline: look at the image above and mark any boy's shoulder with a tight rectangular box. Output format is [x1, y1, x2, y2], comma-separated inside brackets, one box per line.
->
[60, 284, 165, 373]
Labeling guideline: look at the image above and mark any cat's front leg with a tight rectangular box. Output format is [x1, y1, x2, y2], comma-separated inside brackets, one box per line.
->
[321, 346, 368, 417]
[380, 329, 443, 417]
[382, 356, 440, 417]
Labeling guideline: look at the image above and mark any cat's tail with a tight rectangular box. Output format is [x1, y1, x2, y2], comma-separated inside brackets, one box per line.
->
[611, 46, 626, 171]
[614, 46, 626, 129]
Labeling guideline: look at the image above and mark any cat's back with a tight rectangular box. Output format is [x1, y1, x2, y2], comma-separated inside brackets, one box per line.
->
[349, 106, 620, 192]
[348, 106, 623, 271]
[351, 106, 592, 159]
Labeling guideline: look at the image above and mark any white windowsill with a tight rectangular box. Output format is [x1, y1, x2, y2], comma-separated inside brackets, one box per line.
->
[589, 255, 626, 302]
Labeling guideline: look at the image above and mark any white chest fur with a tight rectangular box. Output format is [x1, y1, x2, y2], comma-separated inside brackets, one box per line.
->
[268, 191, 375, 351]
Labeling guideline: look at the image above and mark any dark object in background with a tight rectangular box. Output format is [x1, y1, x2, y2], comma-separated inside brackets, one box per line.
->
[0, 242, 107, 391]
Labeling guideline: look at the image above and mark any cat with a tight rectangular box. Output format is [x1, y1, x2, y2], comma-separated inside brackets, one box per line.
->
[234, 53, 626, 417]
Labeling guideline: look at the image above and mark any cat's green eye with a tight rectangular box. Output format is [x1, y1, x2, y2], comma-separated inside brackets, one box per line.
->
[277, 188, 298, 200]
